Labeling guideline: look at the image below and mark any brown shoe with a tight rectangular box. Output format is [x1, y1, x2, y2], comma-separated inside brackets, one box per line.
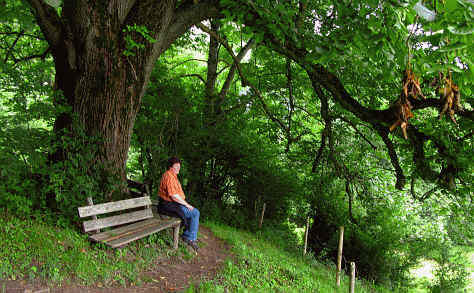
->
[181, 237, 199, 251]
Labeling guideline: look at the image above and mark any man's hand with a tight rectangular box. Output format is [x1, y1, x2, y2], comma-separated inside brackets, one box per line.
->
[172, 194, 194, 210]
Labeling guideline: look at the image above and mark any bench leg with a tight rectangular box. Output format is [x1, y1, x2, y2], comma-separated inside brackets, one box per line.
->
[173, 223, 180, 250]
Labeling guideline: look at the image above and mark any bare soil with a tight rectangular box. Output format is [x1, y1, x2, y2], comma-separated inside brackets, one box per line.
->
[1, 225, 231, 293]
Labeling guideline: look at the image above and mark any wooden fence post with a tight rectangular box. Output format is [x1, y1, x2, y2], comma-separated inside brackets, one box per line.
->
[349, 262, 355, 293]
[336, 226, 344, 286]
[303, 217, 310, 255]
[259, 202, 266, 229]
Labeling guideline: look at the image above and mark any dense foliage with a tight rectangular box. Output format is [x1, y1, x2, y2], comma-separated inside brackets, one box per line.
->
[0, 0, 472, 291]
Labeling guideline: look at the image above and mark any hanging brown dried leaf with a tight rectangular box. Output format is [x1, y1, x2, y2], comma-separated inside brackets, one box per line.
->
[402, 68, 425, 100]
[390, 98, 414, 139]
[438, 76, 462, 124]
[389, 67, 421, 139]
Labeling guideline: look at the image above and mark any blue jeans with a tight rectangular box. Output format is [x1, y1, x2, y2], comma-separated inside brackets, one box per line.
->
[177, 205, 200, 241]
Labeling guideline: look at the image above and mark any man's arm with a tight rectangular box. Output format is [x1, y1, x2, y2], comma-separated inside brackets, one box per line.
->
[171, 194, 194, 210]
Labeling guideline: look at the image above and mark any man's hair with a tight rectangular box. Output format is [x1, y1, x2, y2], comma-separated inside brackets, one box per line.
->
[166, 157, 181, 169]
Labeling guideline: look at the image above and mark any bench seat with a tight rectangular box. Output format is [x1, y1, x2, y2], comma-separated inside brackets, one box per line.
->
[89, 217, 181, 248]
[78, 196, 180, 249]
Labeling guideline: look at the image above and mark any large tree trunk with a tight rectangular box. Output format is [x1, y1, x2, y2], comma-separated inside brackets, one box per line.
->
[27, 0, 219, 199]
[50, 2, 175, 196]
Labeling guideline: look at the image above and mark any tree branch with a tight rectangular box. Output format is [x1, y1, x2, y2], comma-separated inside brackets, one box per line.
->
[160, 0, 221, 57]
[294, 105, 322, 122]
[206, 19, 220, 96]
[178, 74, 206, 84]
[197, 22, 289, 132]
[219, 38, 255, 99]
[13, 46, 51, 65]
[25, 0, 62, 47]
[0, 31, 45, 41]
[408, 126, 444, 183]
[334, 116, 377, 151]
[122, 0, 220, 102]
[4, 29, 23, 63]
[169, 58, 208, 70]
[223, 95, 255, 114]
[376, 126, 406, 190]
[411, 176, 437, 201]
[312, 126, 327, 172]
[285, 58, 295, 153]
[110, 0, 137, 25]
[232, 0, 470, 190]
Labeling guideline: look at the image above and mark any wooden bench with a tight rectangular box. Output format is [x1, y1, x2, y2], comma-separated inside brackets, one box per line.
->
[78, 196, 181, 249]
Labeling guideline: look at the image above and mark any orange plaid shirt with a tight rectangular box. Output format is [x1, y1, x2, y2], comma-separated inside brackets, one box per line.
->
[158, 169, 185, 202]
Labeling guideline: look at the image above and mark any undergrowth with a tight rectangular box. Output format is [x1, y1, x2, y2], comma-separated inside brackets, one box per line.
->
[191, 221, 392, 293]
[0, 213, 192, 287]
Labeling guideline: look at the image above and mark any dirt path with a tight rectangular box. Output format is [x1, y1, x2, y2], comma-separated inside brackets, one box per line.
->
[2, 225, 231, 293]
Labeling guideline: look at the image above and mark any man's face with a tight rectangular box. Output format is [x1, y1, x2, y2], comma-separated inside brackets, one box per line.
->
[171, 162, 181, 174]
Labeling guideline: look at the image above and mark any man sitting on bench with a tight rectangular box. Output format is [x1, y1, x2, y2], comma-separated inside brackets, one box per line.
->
[157, 157, 200, 251]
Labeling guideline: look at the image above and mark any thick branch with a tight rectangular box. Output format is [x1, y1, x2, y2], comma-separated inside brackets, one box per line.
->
[239, 5, 465, 189]
[206, 19, 220, 95]
[312, 82, 350, 178]
[376, 127, 406, 190]
[25, 0, 62, 47]
[410, 97, 474, 121]
[160, 0, 221, 56]
[219, 38, 255, 99]
[197, 22, 289, 132]
[408, 127, 444, 182]
[124, 0, 220, 100]
[110, 0, 137, 25]
[312, 126, 327, 172]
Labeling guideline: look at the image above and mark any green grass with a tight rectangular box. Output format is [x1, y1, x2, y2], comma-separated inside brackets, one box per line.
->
[0, 213, 193, 286]
[191, 221, 392, 293]
[2, 214, 471, 292]
[467, 250, 474, 292]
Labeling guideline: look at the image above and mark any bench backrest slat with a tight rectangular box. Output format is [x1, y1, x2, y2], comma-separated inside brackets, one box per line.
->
[83, 208, 153, 232]
[78, 196, 151, 218]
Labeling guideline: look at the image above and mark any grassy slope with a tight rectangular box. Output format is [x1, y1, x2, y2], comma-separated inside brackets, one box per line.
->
[2, 215, 471, 292]
[192, 221, 391, 293]
[0, 214, 192, 286]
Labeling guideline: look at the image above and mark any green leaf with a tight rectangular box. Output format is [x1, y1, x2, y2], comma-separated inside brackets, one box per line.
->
[424, 63, 463, 74]
[438, 42, 468, 52]
[445, 0, 459, 13]
[447, 25, 474, 35]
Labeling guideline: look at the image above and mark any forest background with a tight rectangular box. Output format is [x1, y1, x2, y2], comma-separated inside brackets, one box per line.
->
[0, 0, 473, 292]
